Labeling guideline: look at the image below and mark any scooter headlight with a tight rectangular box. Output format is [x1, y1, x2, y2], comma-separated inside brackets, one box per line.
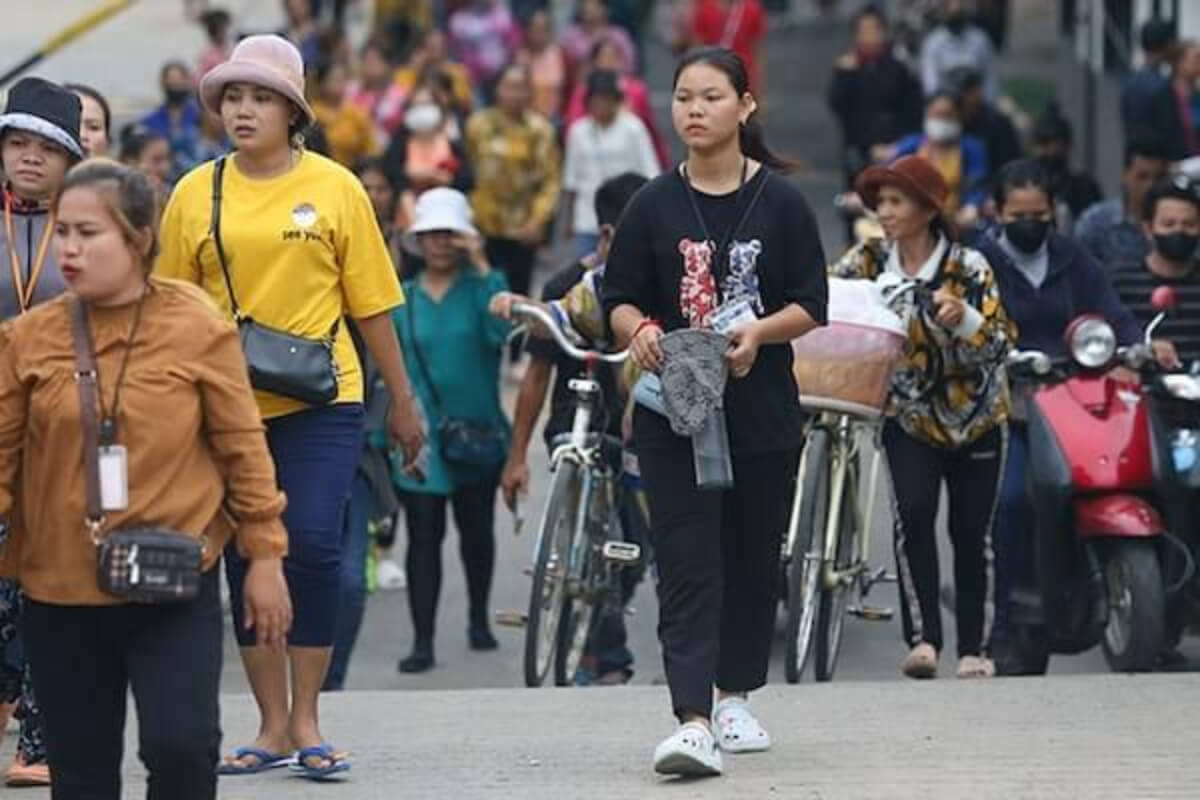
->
[1066, 316, 1117, 370]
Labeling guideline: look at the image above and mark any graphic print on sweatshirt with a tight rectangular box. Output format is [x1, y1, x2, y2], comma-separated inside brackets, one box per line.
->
[678, 237, 766, 327]
[722, 239, 764, 314]
[679, 238, 719, 327]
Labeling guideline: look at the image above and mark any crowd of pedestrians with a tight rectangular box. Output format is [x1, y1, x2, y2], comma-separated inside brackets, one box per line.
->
[0, 0, 672, 793]
[0, 0, 1196, 794]
[826, 2, 1200, 683]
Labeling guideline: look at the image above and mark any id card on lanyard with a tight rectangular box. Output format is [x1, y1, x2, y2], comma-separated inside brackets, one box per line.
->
[4, 199, 54, 315]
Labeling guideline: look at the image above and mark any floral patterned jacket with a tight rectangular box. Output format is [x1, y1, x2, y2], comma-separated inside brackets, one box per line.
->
[830, 238, 1016, 448]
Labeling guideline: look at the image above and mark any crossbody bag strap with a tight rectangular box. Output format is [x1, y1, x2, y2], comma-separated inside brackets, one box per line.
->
[70, 297, 104, 536]
[211, 157, 342, 340]
[404, 294, 443, 415]
[209, 156, 243, 320]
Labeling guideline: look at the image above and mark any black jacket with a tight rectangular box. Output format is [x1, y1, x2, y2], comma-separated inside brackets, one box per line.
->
[964, 103, 1022, 178]
[827, 54, 923, 169]
[973, 231, 1140, 357]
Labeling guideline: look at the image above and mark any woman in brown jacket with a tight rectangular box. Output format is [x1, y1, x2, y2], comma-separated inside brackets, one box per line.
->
[0, 160, 291, 800]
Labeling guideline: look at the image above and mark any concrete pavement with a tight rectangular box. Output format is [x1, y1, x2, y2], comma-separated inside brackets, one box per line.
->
[13, 675, 1200, 798]
[2, 2, 1199, 797]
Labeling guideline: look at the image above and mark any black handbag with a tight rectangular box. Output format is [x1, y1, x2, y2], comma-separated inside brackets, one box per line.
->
[404, 295, 507, 472]
[211, 156, 339, 406]
[70, 298, 204, 604]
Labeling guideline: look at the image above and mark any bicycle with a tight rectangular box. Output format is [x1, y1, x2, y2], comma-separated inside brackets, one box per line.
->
[783, 411, 893, 682]
[782, 278, 922, 683]
[502, 302, 642, 688]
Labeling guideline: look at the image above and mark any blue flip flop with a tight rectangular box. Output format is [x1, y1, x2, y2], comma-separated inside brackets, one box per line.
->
[291, 744, 351, 781]
[217, 747, 296, 775]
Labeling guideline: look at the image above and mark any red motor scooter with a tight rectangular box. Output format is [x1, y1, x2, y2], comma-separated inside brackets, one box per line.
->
[1006, 296, 1174, 673]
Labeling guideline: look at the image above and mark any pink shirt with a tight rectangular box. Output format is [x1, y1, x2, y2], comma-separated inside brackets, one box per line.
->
[448, 3, 522, 86]
[518, 44, 567, 120]
[564, 74, 669, 168]
[560, 24, 637, 77]
[196, 43, 231, 79]
[346, 80, 410, 142]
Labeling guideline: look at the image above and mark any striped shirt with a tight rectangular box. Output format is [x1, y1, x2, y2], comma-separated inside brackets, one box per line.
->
[1111, 261, 1200, 367]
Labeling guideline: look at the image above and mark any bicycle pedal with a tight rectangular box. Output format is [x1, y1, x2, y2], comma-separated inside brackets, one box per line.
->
[602, 541, 641, 564]
[494, 610, 527, 628]
[871, 568, 898, 583]
[849, 604, 894, 621]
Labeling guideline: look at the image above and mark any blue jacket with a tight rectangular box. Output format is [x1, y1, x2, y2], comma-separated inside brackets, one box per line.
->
[972, 231, 1141, 357]
[140, 101, 204, 182]
[894, 133, 989, 208]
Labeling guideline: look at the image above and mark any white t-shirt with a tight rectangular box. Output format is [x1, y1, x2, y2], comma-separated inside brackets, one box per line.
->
[563, 110, 660, 234]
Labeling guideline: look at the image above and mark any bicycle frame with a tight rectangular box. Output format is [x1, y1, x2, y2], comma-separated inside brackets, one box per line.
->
[513, 302, 629, 592]
[786, 412, 884, 592]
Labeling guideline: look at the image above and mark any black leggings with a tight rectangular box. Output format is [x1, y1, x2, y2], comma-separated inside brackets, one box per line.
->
[636, 409, 798, 720]
[21, 569, 222, 800]
[399, 475, 501, 646]
[883, 422, 1006, 658]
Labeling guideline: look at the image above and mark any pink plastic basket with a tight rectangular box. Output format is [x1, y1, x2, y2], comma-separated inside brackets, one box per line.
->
[792, 321, 905, 418]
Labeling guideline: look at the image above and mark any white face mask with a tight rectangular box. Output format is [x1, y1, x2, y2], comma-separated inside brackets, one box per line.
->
[405, 104, 443, 134]
[924, 117, 961, 144]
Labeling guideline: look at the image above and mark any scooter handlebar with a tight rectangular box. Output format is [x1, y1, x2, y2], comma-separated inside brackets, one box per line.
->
[1005, 349, 1054, 376]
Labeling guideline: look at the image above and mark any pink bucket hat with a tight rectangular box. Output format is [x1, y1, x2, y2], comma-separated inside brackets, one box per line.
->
[198, 35, 314, 125]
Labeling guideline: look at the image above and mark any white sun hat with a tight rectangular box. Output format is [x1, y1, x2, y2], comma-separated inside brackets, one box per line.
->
[402, 187, 479, 255]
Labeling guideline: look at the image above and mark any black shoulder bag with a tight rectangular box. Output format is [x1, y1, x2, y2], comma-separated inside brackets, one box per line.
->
[211, 156, 340, 406]
[71, 297, 203, 604]
[404, 296, 507, 473]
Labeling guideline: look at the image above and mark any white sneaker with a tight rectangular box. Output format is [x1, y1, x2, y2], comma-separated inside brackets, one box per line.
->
[712, 697, 771, 753]
[377, 559, 407, 591]
[652, 722, 723, 777]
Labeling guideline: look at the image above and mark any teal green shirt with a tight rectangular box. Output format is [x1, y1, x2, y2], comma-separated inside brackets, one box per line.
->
[392, 268, 512, 494]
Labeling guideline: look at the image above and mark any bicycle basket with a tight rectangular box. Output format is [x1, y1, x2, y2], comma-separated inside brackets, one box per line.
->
[792, 279, 906, 419]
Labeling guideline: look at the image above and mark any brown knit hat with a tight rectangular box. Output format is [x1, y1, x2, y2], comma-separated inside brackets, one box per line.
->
[855, 155, 949, 213]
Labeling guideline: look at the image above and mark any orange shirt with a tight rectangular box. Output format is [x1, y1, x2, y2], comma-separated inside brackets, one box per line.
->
[0, 280, 288, 605]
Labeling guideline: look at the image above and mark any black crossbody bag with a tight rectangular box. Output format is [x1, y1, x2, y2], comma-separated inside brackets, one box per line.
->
[404, 297, 507, 472]
[71, 298, 203, 604]
[210, 156, 339, 406]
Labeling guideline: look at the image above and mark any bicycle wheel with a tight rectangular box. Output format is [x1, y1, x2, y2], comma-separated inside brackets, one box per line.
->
[524, 460, 582, 687]
[814, 456, 860, 682]
[553, 559, 596, 686]
[784, 427, 830, 684]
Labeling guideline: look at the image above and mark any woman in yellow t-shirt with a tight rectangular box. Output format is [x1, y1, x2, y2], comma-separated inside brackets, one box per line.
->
[310, 60, 377, 168]
[156, 35, 424, 781]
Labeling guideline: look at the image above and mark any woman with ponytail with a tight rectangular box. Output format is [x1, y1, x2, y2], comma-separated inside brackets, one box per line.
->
[602, 47, 827, 778]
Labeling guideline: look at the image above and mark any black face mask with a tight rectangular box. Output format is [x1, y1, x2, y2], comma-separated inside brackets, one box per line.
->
[1155, 231, 1200, 262]
[1004, 218, 1051, 254]
[165, 87, 191, 107]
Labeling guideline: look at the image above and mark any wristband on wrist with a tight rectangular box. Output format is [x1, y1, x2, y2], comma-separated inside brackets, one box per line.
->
[632, 317, 661, 340]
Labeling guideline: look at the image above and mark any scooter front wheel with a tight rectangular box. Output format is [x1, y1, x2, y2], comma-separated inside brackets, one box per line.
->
[1101, 541, 1165, 673]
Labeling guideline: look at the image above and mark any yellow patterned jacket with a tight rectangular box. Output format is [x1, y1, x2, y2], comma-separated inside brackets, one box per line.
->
[830, 237, 1015, 448]
[465, 108, 561, 240]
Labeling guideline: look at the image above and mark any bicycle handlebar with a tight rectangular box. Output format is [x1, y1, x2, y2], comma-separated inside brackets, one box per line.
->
[511, 301, 629, 364]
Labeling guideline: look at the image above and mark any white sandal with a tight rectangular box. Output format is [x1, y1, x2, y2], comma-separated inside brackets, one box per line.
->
[956, 655, 996, 679]
[653, 722, 723, 777]
[712, 697, 771, 754]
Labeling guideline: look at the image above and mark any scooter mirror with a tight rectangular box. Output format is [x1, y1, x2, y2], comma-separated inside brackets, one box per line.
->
[1151, 285, 1179, 313]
